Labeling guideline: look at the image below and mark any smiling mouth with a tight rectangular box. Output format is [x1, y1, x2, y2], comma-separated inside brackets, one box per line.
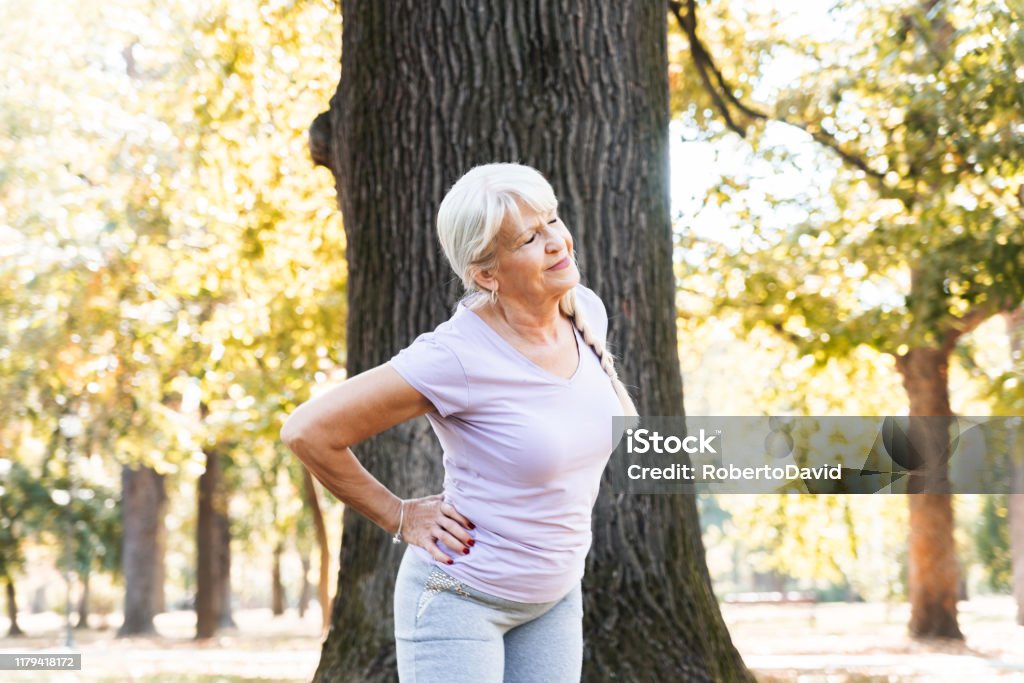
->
[547, 257, 570, 270]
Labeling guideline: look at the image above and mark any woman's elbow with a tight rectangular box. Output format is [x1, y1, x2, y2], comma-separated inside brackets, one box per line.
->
[280, 410, 349, 457]
[280, 411, 311, 453]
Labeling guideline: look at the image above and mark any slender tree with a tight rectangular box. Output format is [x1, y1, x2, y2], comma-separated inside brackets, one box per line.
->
[306, 1, 752, 680]
[302, 468, 332, 632]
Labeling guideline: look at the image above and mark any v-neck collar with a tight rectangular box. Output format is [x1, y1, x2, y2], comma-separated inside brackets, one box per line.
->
[458, 300, 582, 385]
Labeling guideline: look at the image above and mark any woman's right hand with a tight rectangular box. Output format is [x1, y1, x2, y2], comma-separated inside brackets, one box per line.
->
[400, 494, 475, 564]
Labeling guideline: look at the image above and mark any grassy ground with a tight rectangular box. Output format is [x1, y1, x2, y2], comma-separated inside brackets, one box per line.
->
[1, 596, 1022, 681]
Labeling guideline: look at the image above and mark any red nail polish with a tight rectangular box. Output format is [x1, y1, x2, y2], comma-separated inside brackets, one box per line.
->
[467, 539, 475, 547]
[468, 522, 476, 530]
[447, 558, 454, 565]
[463, 547, 470, 554]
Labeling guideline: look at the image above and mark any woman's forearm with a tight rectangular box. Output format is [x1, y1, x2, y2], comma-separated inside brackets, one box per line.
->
[286, 435, 402, 535]
[279, 365, 434, 537]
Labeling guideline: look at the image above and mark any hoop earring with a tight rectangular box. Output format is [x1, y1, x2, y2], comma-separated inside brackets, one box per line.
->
[488, 287, 499, 305]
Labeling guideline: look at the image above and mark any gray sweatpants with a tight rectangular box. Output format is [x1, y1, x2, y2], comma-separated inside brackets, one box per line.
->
[393, 546, 583, 682]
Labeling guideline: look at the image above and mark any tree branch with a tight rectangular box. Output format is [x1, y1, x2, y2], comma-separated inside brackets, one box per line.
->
[670, 0, 746, 137]
[941, 296, 1021, 354]
[669, 0, 888, 185]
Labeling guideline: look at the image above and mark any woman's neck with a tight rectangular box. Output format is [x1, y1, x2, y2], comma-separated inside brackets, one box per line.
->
[472, 294, 568, 346]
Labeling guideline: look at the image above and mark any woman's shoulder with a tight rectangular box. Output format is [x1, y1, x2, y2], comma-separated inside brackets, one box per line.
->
[390, 303, 486, 374]
[387, 314, 474, 417]
[573, 283, 609, 339]
[574, 283, 606, 314]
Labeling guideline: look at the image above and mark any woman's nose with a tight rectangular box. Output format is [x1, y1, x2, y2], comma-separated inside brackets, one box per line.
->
[545, 229, 565, 251]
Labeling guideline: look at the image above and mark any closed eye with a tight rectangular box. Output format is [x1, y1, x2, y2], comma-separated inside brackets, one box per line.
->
[521, 217, 557, 246]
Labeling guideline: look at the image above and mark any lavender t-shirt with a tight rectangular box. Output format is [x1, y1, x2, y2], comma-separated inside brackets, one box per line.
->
[388, 284, 620, 603]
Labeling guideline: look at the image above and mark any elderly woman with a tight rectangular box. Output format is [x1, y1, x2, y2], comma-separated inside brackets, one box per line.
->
[281, 163, 636, 682]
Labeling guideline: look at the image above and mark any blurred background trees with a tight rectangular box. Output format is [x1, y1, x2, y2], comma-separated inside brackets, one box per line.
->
[670, 0, 1023, 636]
[1, 0, 344, 639]
[0, 0, 1020, 661]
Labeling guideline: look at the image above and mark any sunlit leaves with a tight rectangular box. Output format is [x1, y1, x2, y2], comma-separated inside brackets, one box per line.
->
[676, 0, 1023, 362]
[1, 0, 344, 587]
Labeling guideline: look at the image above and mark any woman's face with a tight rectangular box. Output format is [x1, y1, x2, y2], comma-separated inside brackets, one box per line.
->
[486, 203, 579, 305]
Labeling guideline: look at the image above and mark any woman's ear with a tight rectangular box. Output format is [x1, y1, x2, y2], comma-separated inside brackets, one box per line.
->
[471, 265, 497, 294]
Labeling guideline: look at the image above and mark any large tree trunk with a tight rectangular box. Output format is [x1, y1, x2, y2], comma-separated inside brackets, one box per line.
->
[302, 468, 332, 632]
[1005, 308, 1024, 626]
[309, 2, 752, 680]
[196, 449, 234, 637]
[118, 464, 167, 637]
[895, 347, 963, 639]
[6, 579, 23, 637]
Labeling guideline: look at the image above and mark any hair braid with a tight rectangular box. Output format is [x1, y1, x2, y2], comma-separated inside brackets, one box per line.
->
[559, 289, 638, 416]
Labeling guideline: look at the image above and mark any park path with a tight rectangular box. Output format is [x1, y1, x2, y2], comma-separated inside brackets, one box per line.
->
[1, 597, 1022, 681]
[724, 595, 1024, 681]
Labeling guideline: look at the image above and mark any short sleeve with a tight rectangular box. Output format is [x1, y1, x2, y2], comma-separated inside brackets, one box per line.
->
[574, 284, 609, 343]
[388, 334, 470, 417]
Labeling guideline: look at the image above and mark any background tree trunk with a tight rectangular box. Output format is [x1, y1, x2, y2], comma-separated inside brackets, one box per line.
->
[310, 2, 751, 680]
[272, 541, 285, 616]
[118, 464, 166, 637]
[895, 347, 963, 639]
[217, 509, 235, 630]
[6, 579, 23, 637]
[153, 509, 166, 615]
[75, 571, 90, 629]
[196, 449, 234, 637]
[298, 551, 312, 619]
[302, 467, 332, 632]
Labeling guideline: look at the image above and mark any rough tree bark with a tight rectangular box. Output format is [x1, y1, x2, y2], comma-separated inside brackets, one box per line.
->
[307, 2, 752, 680]
[118, 464, 167, 637]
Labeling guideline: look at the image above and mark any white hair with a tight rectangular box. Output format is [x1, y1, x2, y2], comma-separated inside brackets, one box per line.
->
[436, 163, 638, 416]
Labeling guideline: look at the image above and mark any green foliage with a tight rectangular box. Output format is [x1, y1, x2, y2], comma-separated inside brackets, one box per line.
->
[972, 494, 1012, 591]
[674, 0, 1024, 359]
[0, 459, 53, 580]
[676, 1, 1023, 603]
[1, 0, 343, 594]
[67, 482, 123, 578]
[707, 493, 909, 601]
